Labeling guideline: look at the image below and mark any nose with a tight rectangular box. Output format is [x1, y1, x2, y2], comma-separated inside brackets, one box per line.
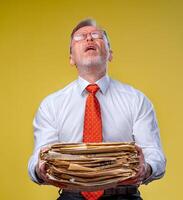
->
[86, 33, 93, 41]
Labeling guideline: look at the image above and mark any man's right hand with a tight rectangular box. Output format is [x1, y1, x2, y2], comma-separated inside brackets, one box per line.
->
[35, 147, 67, 188]
[35, 159, 49, 182]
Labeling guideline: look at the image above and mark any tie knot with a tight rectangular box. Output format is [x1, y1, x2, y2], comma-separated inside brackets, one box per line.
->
[86, 84, 100, 94]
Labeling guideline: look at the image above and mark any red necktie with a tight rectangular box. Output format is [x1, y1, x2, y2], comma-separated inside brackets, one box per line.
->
[81, 84, 104, 200]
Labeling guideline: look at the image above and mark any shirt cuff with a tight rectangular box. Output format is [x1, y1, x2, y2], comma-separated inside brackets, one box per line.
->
[28, 150, 48, 185]
[34, 169, 46, 184]
[142, 162, 154, 185]
[142, 161, 165, 185]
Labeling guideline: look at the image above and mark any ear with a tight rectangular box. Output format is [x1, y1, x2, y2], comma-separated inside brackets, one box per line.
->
[69, 54, 75, 66]
[108, 49, 113, 62]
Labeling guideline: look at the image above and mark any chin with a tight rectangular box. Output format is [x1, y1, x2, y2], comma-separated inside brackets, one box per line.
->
[80, 56, 104, 68]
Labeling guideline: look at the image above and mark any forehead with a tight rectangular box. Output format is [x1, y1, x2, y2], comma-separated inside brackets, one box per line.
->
[74, 26, 102, 35]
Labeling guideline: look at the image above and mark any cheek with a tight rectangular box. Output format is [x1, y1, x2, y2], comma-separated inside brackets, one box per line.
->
[101, 46, 109, 57]
[72, 44, 83, 56]
[72, 48, 81, 60]
[98, 41, 109, 56]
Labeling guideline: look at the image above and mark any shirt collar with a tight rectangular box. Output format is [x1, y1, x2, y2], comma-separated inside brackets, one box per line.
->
[77, 75, 110, 95]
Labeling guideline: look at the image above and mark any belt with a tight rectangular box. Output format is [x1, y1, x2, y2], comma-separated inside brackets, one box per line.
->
[104, 185, 138, 195]
[60, 185, 138, 196]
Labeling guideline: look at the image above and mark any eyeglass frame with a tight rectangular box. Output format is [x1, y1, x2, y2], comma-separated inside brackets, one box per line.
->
[70, 29, 111, 53]
[72, 31, 105, 42]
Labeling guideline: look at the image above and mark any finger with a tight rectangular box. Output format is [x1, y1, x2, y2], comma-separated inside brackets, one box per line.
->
[40, 146, 50, 153]
[39, 161, 47, 173]
[119, 177, 138, 186]
[134, 144, 142, 153]
[48, 179, 67, 188]
[36, 160, 50, 182]
[135, 145, 144, 160]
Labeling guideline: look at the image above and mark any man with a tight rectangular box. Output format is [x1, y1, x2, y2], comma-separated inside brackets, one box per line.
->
[28, 19, 166, 200]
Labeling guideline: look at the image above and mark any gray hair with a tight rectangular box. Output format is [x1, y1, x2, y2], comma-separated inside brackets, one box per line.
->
[70, 18, 111, 54]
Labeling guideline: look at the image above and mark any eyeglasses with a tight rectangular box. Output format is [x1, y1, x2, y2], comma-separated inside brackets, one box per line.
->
[73, 31, 104, 42]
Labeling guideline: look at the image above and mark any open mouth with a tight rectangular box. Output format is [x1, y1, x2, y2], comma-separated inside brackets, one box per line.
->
[85, 46, 97, 52]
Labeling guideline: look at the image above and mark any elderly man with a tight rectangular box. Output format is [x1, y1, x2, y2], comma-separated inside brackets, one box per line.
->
[28, 19, 166, 200]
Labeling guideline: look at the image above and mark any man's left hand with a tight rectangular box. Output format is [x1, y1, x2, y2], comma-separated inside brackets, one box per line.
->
[118, 145, 152, 186]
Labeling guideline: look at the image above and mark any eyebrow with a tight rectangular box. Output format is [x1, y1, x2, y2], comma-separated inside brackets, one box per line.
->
[74, 30, 103, 35]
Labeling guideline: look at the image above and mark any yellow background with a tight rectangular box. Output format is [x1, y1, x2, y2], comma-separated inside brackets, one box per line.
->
[0, 0, 182, 199]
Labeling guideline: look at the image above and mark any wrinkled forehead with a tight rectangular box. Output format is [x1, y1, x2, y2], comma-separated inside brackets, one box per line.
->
[73, 25, 103, 35]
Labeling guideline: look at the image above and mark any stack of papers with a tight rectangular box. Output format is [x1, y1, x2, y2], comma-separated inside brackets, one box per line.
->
[40, 142, 139, 191]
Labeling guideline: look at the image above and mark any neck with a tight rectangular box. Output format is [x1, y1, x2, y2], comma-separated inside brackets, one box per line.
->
[78, 65, 106, 83]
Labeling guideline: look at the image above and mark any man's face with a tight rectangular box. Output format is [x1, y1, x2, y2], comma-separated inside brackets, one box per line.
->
[70, 26, 112, 68]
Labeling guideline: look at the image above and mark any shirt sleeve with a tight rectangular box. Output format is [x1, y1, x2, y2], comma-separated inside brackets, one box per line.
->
[28, 96, 58, 184]
[132, 91, 166, 184]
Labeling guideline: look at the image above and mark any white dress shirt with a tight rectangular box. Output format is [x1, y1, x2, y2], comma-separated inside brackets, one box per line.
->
[28, 75, 166, 184]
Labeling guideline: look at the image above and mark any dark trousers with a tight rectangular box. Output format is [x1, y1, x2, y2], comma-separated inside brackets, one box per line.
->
[57, 190, 143, 200]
